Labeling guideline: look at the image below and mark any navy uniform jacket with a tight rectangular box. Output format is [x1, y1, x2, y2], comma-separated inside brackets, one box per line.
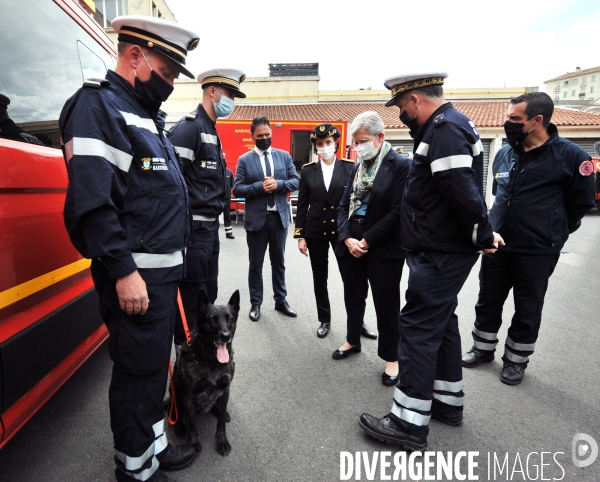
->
[489, 124, 595, 254]
[293, 157, 354, 240]
[401, 102, 495, 253]
[60, 70, 191, 284]
[167, 104, 226, 219]
[336, 149, 411, 259]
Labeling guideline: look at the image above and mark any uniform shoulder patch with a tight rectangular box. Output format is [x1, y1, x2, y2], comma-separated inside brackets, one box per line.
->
[82, 78, 109, 89]
[432, 113, 447, 127]
[185, 112, 197, 120]
[341, 158, 354, 163]
[579, 160, 594, 176]
[303, 161, 316, 167]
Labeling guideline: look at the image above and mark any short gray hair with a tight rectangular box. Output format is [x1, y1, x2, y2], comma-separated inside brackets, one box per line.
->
[351, 111, 385, 137]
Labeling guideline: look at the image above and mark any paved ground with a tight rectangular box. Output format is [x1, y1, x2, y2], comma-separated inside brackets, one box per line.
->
[1, 210, 599, 482]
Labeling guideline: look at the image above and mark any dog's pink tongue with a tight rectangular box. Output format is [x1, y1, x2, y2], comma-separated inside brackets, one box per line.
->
[216, 343, 229, 363]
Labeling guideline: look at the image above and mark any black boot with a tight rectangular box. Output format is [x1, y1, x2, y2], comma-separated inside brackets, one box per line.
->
[156, 443, 196, 471]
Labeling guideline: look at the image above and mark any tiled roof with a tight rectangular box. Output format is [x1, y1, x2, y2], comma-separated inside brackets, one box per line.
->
[228, 102, 600, 128]
[545, 66, 600, 82]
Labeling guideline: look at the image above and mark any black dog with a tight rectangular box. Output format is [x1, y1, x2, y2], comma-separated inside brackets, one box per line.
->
[172, 289, 239, 456]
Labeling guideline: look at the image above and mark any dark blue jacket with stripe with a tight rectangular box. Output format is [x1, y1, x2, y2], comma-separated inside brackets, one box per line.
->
[60, 70, 191, 283]
[489, 124, 595, 254]
[401, 102, 495, 253]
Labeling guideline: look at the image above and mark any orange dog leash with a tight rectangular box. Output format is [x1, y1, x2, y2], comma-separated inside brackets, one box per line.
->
[168, 289, 192, 425]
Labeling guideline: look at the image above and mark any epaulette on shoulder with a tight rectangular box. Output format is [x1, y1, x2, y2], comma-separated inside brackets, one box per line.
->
[303, 161, 316, 167]
[340, 158, 354, 163]
[432, 113, 447, 127]
[82, 78, 109, 89]
[185, 112, 197, 120]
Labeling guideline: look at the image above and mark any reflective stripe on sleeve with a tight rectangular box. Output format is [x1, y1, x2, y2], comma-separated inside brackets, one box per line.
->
[132, 251, 183, 269]
[65, 137, 133, 172]
[472, 140, 483, 156]
[152, 419, 168, 455]
[115, 444, 154, 471]
[119, 111, 158, 134]
[504, 350, 529, 363]
[433, 392, 464, 407]
[390, 402, 431, 427]
[174, 146, 195, 162]
[200, 133, 218, 145]
[393, 388, 432, 411]
[473, 328, 498, 341]
[430, 155, 472, 173]
[472, 223, 478, 245]
[433, 380, 463, 393]
[474, 340, 497, 351]
[506, 336, 536, 352]
[192, 215, 217, 222]
[415, 142, 429, 156]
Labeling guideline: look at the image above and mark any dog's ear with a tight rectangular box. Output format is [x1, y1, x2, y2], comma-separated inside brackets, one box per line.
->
[197, 289, 211, 312]
[228, 290, 240, 314]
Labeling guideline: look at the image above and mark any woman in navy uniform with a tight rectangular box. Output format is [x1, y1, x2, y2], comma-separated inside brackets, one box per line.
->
[295, 123, 377, 340]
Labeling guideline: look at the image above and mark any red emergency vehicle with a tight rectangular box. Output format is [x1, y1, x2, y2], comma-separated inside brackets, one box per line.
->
[0, 0, 115, 449]
[593, 156, 600, 206]
[216, 120, 351, 174]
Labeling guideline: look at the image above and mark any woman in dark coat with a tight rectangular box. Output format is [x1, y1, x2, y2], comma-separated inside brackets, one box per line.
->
[294, 123, 377, 340]
[333, 111, 411, 386]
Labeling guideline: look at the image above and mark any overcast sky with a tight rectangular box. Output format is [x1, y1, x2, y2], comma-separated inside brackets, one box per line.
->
[168, 0, 599, 91]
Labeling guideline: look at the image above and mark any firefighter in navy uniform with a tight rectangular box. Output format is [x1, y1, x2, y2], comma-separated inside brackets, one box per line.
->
[293, 123, 360, 338]
[167, 68, 246, 357]
[462, 92, 595, 385]
[358, 72, 503, 451]
[0, 94, 43, 145]
[60, 16, 199, 482]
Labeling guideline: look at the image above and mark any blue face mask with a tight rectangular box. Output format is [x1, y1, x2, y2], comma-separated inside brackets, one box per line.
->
[214, 89, 235, 118]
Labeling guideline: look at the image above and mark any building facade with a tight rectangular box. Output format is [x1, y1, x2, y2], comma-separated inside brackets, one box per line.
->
[545, 66, 600, 106]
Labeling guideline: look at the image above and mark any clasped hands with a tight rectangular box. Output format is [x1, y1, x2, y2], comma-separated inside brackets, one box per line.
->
[345, 237, 369, 258]
[263, 176, 277, 193]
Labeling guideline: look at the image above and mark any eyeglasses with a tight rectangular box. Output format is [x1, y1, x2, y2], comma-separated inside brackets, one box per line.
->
[351, 134, 379, 148]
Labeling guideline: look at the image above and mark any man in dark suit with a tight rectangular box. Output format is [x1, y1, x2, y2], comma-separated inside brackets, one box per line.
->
[233, 117, 300, 321]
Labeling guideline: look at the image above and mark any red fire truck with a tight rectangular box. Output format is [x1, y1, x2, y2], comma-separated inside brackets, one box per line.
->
[0, 0, 115, 448]
[216, 120, 352, 174]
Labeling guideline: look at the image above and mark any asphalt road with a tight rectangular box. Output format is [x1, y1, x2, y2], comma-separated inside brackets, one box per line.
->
[1, 210, 599, 482]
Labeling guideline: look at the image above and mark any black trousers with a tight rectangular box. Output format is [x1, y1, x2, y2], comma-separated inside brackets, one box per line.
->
[223, 199, 232, 228]
[246, 212, 288, 305]
[175, 219, 219, 345]
[391, 252, 479, 438]
[338, 220, 404, 362]
[305, 237, 340, 323]
[471, 250, 560, 367]
[91, 261, 176, 482]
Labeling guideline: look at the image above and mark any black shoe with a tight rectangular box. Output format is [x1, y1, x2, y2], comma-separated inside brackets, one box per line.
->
[317, 322, 330, 338]
[501, 363, 525, 385]
[361, 323, 377, 340]
[358, 413, 427, 451]
[275, 302, 297, 317]
[249, 304, 260, 322]
[462, 347, 494, 368]
[332, 344, 361, 360]
[431, 412, 463, 427]
[226, 233, 235, 239]
[156, 443, 197, 472]
[381, 371, 398, 387]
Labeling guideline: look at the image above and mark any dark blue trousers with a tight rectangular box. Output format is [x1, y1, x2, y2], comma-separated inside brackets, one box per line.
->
[246, 212, 288, 305]
[390, 251, 479, 438]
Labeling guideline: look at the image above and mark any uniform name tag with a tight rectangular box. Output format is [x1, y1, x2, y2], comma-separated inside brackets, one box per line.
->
[152, 158, 168, 171]
[200, 160, 217, 169]
[495, 172, 509, 179]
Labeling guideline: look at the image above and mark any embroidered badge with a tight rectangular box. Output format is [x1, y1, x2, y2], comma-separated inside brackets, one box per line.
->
[319, 125, 325, 132]
[579, 160, 593, 176]
[141, 158, 152, 170]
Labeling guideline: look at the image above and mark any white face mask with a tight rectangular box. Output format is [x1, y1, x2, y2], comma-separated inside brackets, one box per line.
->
[317, 145, 336, 160]
[355, 139, 378, 160]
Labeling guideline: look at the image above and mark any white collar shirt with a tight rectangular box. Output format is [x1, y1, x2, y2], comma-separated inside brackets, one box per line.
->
[320, 158, 335, 191]
[254, 146, 278, 211]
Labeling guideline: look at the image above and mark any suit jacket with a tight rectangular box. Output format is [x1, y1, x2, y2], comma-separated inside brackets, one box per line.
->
[335, 149, 411, 259]
[233, 148, 300, 231]
[294, 157, 354, 239]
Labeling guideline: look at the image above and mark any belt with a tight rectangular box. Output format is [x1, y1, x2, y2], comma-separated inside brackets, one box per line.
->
[266, 211, 278, 214]
[192, 215, 217, 222]
[352, 216, 366, 224]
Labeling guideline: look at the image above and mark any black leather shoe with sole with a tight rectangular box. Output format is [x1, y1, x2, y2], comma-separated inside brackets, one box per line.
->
[317, 322, 330, 338]
[381, 372, 398, 387]
[462, 347, 494, 368]
[275, 302, 297, 317]
[501, 363, 525, 385]
[358, 413, 427, 451]
[156, 443, 197, 472]
[431, 412, 463, 426]
[332, 344, 361, 360]
[361, 323, 378, 340]
[249, 304, 260, 322]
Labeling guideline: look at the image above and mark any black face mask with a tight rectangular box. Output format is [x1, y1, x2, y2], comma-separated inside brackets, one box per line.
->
[503, 118, 535, 144]
[255, 137, 272, 150]
[134, 70, 174, 105]
[400, 109, 419, 136]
